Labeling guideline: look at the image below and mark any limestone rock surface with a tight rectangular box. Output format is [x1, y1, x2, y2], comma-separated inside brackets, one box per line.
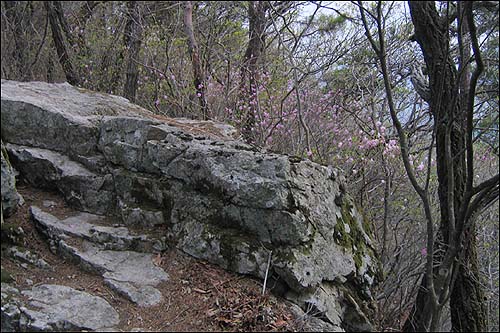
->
[1, 79, 379, 331]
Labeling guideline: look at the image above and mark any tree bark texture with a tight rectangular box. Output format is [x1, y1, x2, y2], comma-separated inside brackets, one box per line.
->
[404, 2, 486, 331]
[183, 1, 208, 120]
[45, 1, 80, 86]
[240, 1, 268, 142]
[450, 3, 487, 331]
[123, 1, 142, 103]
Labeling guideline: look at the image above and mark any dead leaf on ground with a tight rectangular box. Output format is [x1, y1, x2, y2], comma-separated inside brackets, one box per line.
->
[152, 253, 163, 266]
[193, 287, 210, 294]
[206, 308, 219, 317]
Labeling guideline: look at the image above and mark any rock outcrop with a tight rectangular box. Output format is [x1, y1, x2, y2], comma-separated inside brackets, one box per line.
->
[1, 80, 379, 331]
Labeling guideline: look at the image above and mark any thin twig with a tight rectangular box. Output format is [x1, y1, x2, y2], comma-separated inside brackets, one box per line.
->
[262, 250, 272, 296]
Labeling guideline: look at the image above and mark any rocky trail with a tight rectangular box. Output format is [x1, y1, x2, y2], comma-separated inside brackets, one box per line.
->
[2, 185, 305, 332]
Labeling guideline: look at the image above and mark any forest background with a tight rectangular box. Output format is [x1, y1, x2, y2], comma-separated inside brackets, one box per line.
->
[1, 1, 498, 331]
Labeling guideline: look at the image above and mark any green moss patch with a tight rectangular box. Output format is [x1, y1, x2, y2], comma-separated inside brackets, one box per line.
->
[333, 196, 376, 274]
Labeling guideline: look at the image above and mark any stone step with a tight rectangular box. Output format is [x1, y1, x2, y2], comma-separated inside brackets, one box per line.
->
[29, 205, 170, 307]
[57, 240, 168, 307]
[30, 206, 167, 253]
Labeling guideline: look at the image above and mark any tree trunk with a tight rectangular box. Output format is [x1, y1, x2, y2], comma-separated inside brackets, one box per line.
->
[3, 1, 32, 80]
[123, 1, 142, 103]
[450, 229, 487, 331]
[45, 1, 79, 86]
[240, 1, 267, 142]
[449, 3, 487, 331]
[404, 2, 486, 331]
[183, 1, 208, 120]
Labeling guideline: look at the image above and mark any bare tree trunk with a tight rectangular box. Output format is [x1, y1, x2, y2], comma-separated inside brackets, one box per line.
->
[183, 1, 208, 120]
[357, 1, 494, 331]
[404, 2, 487, 331]
[240, 1, 267, 142]
[451, 231, 487, 332]
[123, 1, 142, 103]
[53, 0, 76, 48]
[449, 3, 487, 331]
[45, 1, 79, 85]
[3, 1, 33, 80]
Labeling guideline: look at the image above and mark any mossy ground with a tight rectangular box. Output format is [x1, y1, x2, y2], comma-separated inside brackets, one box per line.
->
[1, 267, 14, 283]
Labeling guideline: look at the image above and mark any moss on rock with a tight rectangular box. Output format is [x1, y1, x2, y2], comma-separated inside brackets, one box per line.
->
[333, 195, 378, 279]
[1, 222, 25, 246]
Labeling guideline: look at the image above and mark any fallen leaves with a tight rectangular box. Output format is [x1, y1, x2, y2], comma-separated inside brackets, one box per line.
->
[152, 253, 163, 266]
[206, 283, 293, 331]
[193, 287, 210, 294]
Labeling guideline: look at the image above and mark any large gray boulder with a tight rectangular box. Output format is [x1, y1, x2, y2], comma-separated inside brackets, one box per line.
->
[1, 79, 380, 331]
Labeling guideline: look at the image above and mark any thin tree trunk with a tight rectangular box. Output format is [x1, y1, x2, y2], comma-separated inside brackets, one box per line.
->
[183, 1, 208, 120]
[123, 1, 142, 103]
[404, 2, 487, 331]
[45, 1, 79, 85]
[4, 1, 32, 80]
[240, 1, 267, 142]
[450, 3, 487, 331]
[53, 0, 76, 48]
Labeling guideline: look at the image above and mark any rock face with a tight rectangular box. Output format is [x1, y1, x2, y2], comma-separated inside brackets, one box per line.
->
[1, 139, 21, 219]
[1, 79, 379, 331]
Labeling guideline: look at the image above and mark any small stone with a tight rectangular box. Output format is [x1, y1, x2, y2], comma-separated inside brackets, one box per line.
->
[42, 200, 57, 208]
[19, 284, 120, 331]
[105, 279, 163, 307]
